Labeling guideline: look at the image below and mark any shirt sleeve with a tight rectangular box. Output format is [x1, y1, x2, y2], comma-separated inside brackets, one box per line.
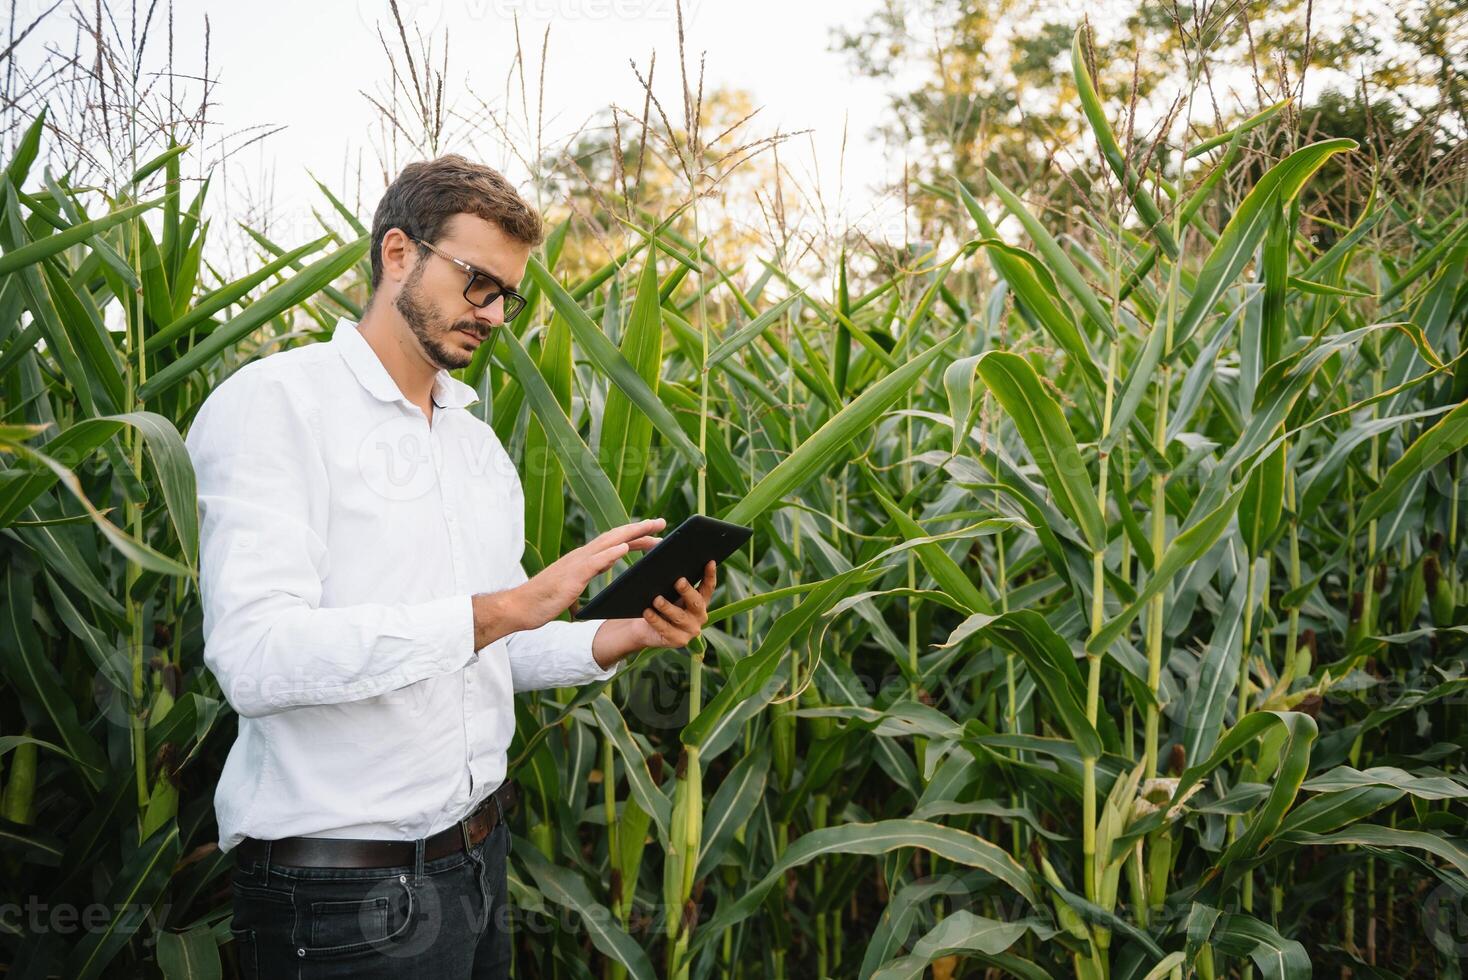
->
[499, 558, 623, 692]
[187, 366, 477, 719]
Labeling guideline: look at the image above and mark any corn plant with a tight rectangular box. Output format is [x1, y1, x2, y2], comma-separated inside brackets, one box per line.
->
[2, 20, 1467, 980]
[0, 102, 369, 977]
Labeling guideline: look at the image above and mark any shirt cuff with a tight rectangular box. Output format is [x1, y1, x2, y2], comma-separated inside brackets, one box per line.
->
[452, 593, 478, 670]
[572, 617, 622, 683]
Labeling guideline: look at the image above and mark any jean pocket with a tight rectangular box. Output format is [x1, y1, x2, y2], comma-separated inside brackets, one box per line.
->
[228, 927, 258, 979]
[297, 875, 416, 958]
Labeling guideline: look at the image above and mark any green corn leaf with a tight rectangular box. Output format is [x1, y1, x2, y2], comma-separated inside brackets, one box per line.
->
[589, 694, 673, 845]
[1171, 139, 1356, 355]
[694, 743, 769, 881]
[514, 838, 658, 980]
[0, 196, 163, 277]
[129, 142, 190, 186]
[1299, 765, 1468, 800]
[1296, 404, 1455, 521]
[986, 170, 1116, 339]
[1071, 27, 1178, 259]
[155, 923, 222, 980]
[1274, 825, 1468, 880]
[39, 255, 126, 410]
[723, 332, 959, 527]
[0, 573, 108, 791]
[707, 293, 802, 368]
[944, 610, 1107, 759]
[1182, 558, 1250, 763]
[871, 912, 1055, 980]
[1274, 786, 1402, 836]
[496, 325, 630, 533]
[62, 823, 180, 980]
[2, 106, 48, 190]
[152, 234, 332, 346]
[687, 819, 1037, 964]
[524, 313, 571, 565]
[525, 255, 705, 468]
[975, 350, 1106, 552]
[1088, 483, 1246, 655]
[860, 464, 991, 614]
[7, 438, 192, 577]
[956, 181, 1103, 391]
[308, 172, 369, 236]
[1186, 99, 1291, 158]
[137, 236, 369, 400]
[1210, 913, 1311, 980]
[1239, 438, 1286, 558]
[599, 255, 665, 509]
[943, 353, 985, 455]
[1355, 398, 1468, 526]
[1215, 713, 1317, 885]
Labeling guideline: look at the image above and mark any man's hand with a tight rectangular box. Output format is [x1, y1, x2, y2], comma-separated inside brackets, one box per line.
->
[513, 517, 667, 630]
[591, 560, 717, 667]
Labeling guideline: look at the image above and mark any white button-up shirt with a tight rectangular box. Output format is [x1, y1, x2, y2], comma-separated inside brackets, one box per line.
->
[186, 315, 620, 853]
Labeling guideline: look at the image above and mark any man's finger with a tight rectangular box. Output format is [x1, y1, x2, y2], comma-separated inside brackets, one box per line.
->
[643, 608, 680, 645]
[651, 594, 694, 629]
[674, 577, 706, 616]
[700, 560, 716, 600]
[595, 518, 666, 549]
[590, 542, 630, 572]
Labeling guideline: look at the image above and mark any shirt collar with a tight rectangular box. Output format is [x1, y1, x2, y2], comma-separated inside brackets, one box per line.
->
[332, 316, 480, 410]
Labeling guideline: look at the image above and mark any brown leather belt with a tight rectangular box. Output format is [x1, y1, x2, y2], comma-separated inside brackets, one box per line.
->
[233, 780, 518, 870]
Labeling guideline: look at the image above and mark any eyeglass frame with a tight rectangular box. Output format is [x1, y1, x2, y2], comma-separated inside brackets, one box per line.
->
[404, 233, 529, 322]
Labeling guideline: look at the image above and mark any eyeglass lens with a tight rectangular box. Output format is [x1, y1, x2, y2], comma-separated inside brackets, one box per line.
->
[466, 276, 524, 319]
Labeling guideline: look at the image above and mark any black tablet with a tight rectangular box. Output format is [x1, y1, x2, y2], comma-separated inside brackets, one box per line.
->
[572, 514, 752, 620]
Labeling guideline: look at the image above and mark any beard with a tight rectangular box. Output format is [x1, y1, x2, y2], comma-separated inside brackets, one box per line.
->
[394, 262, 486, 370]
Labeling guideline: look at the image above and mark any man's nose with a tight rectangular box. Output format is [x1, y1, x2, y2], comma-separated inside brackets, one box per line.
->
[472, 296, 507, 327]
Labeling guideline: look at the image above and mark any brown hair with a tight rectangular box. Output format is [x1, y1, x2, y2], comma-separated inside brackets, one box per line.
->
[368, 154, 543, 289]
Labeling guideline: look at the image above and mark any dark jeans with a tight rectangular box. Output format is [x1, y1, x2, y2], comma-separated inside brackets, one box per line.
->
[227, 821, 512, 979]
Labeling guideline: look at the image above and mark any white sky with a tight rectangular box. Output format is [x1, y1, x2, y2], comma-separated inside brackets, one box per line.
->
[12, 0, 1412, 274]
[69, 0, 915, 259]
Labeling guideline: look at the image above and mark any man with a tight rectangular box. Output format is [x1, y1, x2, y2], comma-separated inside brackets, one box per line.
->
[186, 153, 717, 979]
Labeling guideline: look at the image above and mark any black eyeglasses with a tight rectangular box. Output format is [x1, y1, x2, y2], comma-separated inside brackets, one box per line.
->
[406, 234, 528, 322]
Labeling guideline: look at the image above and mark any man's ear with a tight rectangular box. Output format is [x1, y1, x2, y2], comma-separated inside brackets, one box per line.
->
[380, 228, 418, 285]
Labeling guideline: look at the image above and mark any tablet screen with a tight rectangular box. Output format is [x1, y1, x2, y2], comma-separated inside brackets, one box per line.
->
[572, 514, 752, 620]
